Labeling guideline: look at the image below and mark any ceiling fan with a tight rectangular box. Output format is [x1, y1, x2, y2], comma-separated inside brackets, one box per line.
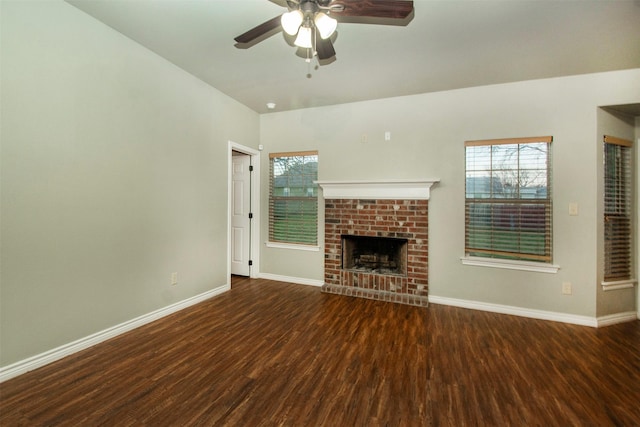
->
[234, 0, 414, 65]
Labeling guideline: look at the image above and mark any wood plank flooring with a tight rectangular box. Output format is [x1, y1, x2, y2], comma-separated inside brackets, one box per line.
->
[1, 276, 639, 426]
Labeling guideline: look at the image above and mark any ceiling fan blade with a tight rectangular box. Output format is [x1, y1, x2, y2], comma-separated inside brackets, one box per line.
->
[315, 32, 336, 62]
[330, 0, 413, 19]
[268, 0, 289, 7]
[234, 15, 282, 46]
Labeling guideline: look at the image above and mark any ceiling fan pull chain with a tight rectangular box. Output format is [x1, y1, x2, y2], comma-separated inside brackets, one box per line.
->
[306, 28, 316, 79]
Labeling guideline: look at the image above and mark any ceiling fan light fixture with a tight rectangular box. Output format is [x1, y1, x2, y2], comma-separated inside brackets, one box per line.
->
[235, 0, 415, 68]
[294, 25, 313, 48]
[314, 12, 337, 39]
[281, 10, 303, 35]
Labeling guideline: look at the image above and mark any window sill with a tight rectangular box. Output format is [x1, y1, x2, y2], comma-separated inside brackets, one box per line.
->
[266, 242, 321, 252]
[601, 279, 637, 291]
[460, 256, 560, 273]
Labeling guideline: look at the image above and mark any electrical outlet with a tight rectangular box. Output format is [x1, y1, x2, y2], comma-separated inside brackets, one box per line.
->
[562, 281, 572, 295]
[171, 272, 178, 286]
[361, 133, 368, 143]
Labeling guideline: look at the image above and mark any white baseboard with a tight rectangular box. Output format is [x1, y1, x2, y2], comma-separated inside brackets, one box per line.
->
[257, 273, 324, 287]
[0, 284, 230, 383]
[428, 295, 598, 327]
[596, 311, 638, 327]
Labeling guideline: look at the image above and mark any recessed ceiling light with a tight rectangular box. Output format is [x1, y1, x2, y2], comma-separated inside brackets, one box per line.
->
[266, 102, 276, 110]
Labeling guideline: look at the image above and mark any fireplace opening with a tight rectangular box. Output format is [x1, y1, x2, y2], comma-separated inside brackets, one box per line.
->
[342, 235, 408, 276]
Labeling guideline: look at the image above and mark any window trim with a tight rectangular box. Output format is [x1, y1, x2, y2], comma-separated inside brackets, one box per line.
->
[601, 278, 637, 292]
[265, 241, 321, 252]
[464, 135, 553, 265]
[461, 256, 560, 273]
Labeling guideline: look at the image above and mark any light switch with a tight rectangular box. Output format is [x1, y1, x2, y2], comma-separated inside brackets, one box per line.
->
[569, 203, 578, 216]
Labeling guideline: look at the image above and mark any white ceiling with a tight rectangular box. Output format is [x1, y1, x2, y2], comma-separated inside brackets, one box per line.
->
[66, 0, 640, 114]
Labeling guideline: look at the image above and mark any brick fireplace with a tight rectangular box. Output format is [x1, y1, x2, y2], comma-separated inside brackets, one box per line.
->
[316, 180, 438, 307]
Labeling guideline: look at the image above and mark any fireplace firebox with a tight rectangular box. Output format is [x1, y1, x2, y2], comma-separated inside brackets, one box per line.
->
[342, 235, 408, 276]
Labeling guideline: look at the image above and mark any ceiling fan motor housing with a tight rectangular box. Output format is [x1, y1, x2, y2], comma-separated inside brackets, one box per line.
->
[300, 1, 320, 16]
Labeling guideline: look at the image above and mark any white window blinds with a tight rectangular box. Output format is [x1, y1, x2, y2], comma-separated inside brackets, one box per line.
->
[465, 136, 553, 262]
[603, 135, 633, 281]
[269, 151, 318, 245]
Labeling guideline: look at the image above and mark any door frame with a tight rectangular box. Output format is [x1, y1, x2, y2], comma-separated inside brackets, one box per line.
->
[228, 141, 261, 281]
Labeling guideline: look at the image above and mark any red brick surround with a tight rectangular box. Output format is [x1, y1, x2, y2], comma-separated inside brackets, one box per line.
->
[322, 199, 429, 306]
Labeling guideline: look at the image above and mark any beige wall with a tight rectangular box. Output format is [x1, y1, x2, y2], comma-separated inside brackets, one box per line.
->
[260, 69, 640, 319]
[0, 1, 259, 366]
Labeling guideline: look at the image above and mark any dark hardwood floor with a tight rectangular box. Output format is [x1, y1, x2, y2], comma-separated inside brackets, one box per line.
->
[1, 276, 639, 426]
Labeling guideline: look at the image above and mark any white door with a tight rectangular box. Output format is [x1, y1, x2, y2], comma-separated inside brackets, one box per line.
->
[231, 154, 251, 276]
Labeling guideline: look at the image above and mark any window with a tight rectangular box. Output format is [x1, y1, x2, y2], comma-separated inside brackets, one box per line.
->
[269, 151, 318, 246]
[465, 136, 553, 263]
[603, 135, 633, 282]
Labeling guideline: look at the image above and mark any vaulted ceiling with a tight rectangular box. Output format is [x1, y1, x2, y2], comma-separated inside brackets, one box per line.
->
[66, 0, 640, 114]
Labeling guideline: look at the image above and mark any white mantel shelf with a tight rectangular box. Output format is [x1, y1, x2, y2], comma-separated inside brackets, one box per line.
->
[314, 179, 439, 200]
